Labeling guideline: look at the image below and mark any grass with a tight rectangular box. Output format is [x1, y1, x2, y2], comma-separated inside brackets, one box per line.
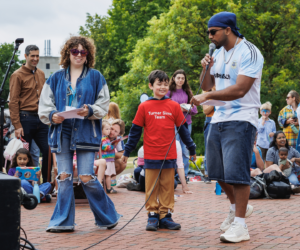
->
[126, 155, 204, 169]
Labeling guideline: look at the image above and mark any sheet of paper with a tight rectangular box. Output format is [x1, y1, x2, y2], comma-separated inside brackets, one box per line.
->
[57, 107, 84, 119]
[180, 103, 191, 110]
[200, 100, 226, 106]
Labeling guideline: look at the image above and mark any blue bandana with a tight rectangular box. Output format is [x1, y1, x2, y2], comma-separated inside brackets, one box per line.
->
[208, 12, 244, 38]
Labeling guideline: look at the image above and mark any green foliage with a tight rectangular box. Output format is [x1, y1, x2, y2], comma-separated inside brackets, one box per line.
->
[79, 0, 171, 94]
[0, 43, 22, 102]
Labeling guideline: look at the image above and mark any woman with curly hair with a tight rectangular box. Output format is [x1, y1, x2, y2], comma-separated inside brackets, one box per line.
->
[167, 69, 198, 176]
[38, 36, 121, 232]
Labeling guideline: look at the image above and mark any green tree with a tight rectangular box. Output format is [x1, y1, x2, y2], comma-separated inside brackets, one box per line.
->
[0, 43, 22, 102]
[80, 0, 171, 94]
[114, 0, 300, 154]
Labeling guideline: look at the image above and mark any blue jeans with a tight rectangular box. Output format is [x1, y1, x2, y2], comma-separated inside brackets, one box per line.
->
[47, 137, 121, 231]
[289, 173, 300, 185]
[30, 140, 40, 167]
[176, 123, 192, 176]
[21, 179, 51, 199]
[207, 121, 256, 185]
[204, 117, 212, 175]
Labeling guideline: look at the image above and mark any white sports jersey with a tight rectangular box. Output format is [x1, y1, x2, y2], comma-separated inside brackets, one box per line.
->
[210, 38, 264, 128]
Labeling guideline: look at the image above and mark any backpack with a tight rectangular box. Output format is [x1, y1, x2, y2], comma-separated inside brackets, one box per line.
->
[266, 172, 291, 199]
[249, 175, 270, 199]
[260, 170, 292, 199]
[3, 138, 24, 168]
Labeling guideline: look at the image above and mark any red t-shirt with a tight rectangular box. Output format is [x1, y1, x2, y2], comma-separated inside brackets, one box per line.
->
[133, 98, 186, 160]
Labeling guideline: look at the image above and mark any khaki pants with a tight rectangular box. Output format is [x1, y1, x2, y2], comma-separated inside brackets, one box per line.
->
[145, 168, 175, 220]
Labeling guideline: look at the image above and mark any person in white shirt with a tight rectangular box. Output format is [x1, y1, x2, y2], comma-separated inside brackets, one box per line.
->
[191, 11, 264, 243]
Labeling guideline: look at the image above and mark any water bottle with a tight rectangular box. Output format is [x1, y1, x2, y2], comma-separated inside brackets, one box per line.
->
[33, 182, 40, 203]
[215, 182, 222, 195]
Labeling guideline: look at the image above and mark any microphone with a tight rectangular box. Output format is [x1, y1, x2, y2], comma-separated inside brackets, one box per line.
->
[206, 43, 216, 70]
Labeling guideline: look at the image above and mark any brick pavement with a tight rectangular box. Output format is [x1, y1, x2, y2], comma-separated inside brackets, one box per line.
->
[21, 182, 300, 250]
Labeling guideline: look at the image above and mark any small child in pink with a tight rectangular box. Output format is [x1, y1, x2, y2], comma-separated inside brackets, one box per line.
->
[101, 120, 117, 193]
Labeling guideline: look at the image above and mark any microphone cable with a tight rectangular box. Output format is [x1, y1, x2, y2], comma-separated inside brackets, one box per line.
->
[82, 65, 210, 250]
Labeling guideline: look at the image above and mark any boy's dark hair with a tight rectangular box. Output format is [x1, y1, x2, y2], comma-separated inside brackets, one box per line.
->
[25, 45, 39, 56]
[279, 147, 288, 153]
[10, 148, 34, 169]
[148, 70, 169, 86]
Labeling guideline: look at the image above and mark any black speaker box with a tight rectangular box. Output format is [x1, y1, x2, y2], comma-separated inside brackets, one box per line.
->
[0, 173, 21, 250]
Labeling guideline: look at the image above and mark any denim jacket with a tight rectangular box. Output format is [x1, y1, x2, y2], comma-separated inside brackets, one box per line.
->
[38, 67, 110, 153]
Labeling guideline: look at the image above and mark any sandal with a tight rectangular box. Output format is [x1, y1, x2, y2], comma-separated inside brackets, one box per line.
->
[106, 188, 117, 194]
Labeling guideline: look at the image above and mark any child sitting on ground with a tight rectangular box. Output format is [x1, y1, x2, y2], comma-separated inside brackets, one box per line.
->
[278, 147, 293, 177]
[101, 119, 126, 193]
[122, 70, 196, 231]
[8, 148, 53, 202]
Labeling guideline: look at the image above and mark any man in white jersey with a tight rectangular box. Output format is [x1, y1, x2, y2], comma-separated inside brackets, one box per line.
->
[191, 12, 264, 243]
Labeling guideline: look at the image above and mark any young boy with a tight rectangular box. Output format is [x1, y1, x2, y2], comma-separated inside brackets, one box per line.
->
[257, 102, 276, 161]
[121, 70, 196, 231]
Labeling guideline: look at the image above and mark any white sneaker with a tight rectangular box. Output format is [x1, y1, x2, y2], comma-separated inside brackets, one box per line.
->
[220, 205, 254, 232]
[220, 222, 250, 243]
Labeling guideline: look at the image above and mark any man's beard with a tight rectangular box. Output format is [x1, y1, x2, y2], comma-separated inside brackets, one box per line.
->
[212, 36, 228, 49]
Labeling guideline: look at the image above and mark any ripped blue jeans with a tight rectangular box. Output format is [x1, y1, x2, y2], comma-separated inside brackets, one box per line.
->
[47, 136, 121, 231]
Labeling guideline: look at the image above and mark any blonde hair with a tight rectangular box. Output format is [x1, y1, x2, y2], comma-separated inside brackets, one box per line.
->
[111, 119, 125, 136]
[260, 101, 272, 111]
[102, 119, 111, 130]
[289, 90, 300, 106]
[105, 102, 121, 120]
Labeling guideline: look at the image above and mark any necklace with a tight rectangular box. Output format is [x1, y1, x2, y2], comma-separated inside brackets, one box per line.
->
[223, 37, 239, 64]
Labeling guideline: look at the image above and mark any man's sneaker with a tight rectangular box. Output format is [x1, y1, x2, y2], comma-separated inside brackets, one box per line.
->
[41, 194, 52, 203]
[159, 213, 181, 230]
[220, 222, 250, 243]
[126, 182, 142, 191]
[220, 205, 254, 232]
[146, 212, 159, 231]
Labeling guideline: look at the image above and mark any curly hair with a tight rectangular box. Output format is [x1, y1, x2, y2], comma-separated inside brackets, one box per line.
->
[169, 69, 193, 104]
[60, 36, 96, 69]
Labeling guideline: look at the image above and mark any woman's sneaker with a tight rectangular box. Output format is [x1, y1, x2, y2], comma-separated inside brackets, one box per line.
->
[220, 222, 250, 243]
[146, 212, 159, 231]
[159, 213, 181, 230]
[220, 205, 253, 232]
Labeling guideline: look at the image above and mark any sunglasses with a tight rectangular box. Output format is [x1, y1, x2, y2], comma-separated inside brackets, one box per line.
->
[261, 109, 270, 113]
[286, 96, 291, 100]
[206, 28, 224, 36]
[70, 49, 89, 57]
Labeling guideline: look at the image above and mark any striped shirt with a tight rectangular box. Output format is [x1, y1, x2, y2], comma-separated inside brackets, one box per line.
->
[101, 136, 115, 162]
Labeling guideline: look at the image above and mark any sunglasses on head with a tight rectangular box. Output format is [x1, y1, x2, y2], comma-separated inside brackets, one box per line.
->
[70, 49, 89, 57]
[206, 28, 225, 36]
[261, 109, 270, 113]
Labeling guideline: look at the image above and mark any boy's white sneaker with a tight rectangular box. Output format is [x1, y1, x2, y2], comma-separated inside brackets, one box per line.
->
[220, 222, 250, 243]
[220, 205, 254, 232]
